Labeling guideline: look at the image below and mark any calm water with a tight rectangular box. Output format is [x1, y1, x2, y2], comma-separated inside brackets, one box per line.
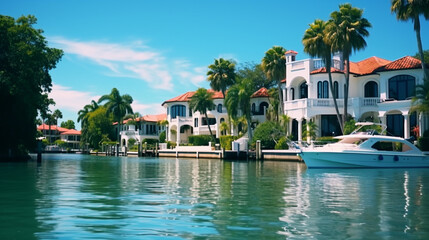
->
[1, 155, 429, 239]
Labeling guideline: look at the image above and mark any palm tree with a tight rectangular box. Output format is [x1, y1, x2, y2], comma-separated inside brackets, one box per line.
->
[303, 19, 343, 133]
[77, 100, 99, 128]
[98, 88, 133, 144]
[207, 58, 236, 113]
[303, 120, 318, 142]
[124, 112, 141, 126]
[225, 78, 254, 141]
[261, 46, 286, 114]
[220, 121, 230, 135]
[280, 114, 291, 136]
[53, 109, 63, 125]
[267, 88, 280, 122]
[411, 78, 429, 114]
[327, 3, 371, 127]
[189, 88, 216, 142]
[391, 0, 429, 80]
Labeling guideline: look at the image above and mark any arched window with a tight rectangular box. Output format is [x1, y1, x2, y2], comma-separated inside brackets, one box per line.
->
[220, 118, 225, 123]
[333, 81, 339, 98]
[389, 75, 415, 100]
[290, 88, 295, 100]
[194, 118, 198, 127]
[260, 102, 269, 113]
[217, 104, 223, 113]
[300, 82, 308, 99]
[251, 103, 256, 113]
[364, 81, 378, 97]
[171, 105, 186, 119]
[317, 81, 329, 98]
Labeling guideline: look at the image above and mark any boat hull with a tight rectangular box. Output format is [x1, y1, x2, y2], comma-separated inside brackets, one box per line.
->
[300, 151, 429, 168]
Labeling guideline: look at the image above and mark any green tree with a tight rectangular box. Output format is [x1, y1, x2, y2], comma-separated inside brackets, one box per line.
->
[303, 120, 318, 141]
[261, 46, 286, 114]
[414, 49, 429, 64]
[189, 88, 216, 142]
[266, 88, 280, 122]
[84, 107, 114, 149]
[327, 3, 371, 127]
[280, 114, 291, 136]
[303, 19, 343, 133]
[207, 58, 236, 116]
[77, 100, 99, 128]
[251, 121, 284, 149]
[225, 78, 254, 141]
[98, 88, 133, 143]
[392, 0, 429, 80]
[0, 15, 63, 159]
[411, 78, 429, 114]
[60, 120, 76, 130]
[236, 63, 275, 91]
[124, 112, 141, 125]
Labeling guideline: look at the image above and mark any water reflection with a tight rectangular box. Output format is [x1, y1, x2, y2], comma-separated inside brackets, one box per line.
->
[0, 155, 429, 239]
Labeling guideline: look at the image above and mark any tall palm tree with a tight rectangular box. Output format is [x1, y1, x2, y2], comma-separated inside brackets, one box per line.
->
[189, 88, 216, 142]
[225, 78, 254, 141]
[207, 58, 236, 113]
[77, 100, 99, 128]
[53, 109, 63, 126]
[261, 46, 286, 114]
[267, 88, 280, 122]
[391, 0, 429, 80]
[327, 3, 371, 127]
[303, 19, 343, 133]
[280, 114, 291, 136]
[411, 79, 429, 113]
[98, 88, 133, 144]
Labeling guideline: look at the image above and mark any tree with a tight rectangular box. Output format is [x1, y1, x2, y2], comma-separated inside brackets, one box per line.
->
[44, 109, 62, 144]
[261, 46, 286, 114]
[236, 63, 275, 91]
[266, 88, 280, 122]
[98, 88, 133, 143]
[189, 88, 216, 142]
[280, 114, 291, 136]
[124, 112, 141, 126]
[327, 3, 371, 127]
[0, 15, 63, 159]
[61, 120, 76, 130]
[251, 121, 284, 149]
[392, 0, 429, 80]
[77, 100, 99, 128]
[414, 49, 429, 64]
[303, 19, 343, 133]
[411, 78, 429, 114]
[84, 107, 114, 149]
[225, 78, 254, 141]
[303, 120, 318, 141]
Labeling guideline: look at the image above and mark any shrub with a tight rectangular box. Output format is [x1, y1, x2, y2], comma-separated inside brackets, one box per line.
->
[220, 135, 238, 150]
[167, 141, 176, 149]
[128, 138, 136, 147]
[188, 135, 213, 146]
[275, 137, 289, 150]
[315, 136, 339, 144]
[418, 137, 429, 151]
[159, 131, 166, 143]
[251, 121, 284, 149]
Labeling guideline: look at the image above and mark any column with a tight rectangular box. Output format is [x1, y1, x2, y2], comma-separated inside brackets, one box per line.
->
[176, 117, 181, 145]
[306, 118, 311, 143]
[404, 114, 410, 139]
[216, 121, 219, 138]
[298, 119, 303, 142]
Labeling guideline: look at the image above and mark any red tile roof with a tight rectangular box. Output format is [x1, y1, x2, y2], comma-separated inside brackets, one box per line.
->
[310, 67, 344, 74]
[251, 87, 269, 98]
[37, 124, 69, 133]
[60, 129, 81, 135]
[140, 113, 167, 122]
[350, 56, 391, 75]
[285, 50, 298, 55]
[162, 89, 224, 105]
[375, 56, 422, 72]
[281, 78, 286, 83]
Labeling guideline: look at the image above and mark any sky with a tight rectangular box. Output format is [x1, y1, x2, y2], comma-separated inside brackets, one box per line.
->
[2, 0, 429, 129]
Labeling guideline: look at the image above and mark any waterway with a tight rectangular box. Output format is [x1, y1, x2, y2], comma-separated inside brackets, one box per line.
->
[1, 154, 429, 239]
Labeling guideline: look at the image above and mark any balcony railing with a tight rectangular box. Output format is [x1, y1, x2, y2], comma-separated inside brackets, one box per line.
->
[285, 97, 381, 110]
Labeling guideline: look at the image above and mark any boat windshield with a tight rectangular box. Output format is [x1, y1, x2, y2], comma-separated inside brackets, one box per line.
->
[338, 137, 368, 145]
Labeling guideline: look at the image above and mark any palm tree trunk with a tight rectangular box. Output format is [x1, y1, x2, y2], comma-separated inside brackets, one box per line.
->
[277, 80, 283, 116]
[246, 116, 253, 142]
[326, 60, 344, 134]
[414, 16, 429, 80]
[343, 54, 350, 127]
[205, 113, 216, 143]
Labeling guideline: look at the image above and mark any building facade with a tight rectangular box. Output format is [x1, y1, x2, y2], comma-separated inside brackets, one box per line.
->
[282, 50, 427, 141]
[37, 124, 81, 150]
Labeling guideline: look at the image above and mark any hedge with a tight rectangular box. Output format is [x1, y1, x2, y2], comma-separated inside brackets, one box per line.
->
[188, 135, 213, 146]
[220, 135, 238, 150]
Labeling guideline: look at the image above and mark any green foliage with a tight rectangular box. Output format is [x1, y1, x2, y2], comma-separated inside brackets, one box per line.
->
[413, 50, 429, 64]
[275, 137, 289, 150]
[207, 58, 236, 99]
[189, 88, 216, 142]
[159, 131, 166, 143]
[303, 121, 318, 140]
[252, 121, 284, 149]
[0, 15, 63, 158]
[54, 139, 67, 149]
[418, 137, 429, 151]
[84, 107, 114, 150]
[188, 135, 213, 146]
[236, 63, 275, 91]
[167, 141, 177, 149]
[128, 138, 136, 147]
[220, 135, 238, 150]
[316, 136, 339, 143]
[343, 119, 357, 135]
[60, 120, 76, 129]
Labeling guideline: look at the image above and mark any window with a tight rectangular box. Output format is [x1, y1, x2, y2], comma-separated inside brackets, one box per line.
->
[387, 114, 404, 137]
[251, 103, 256, 113]
[194, 118, 198, 127]
[333, 81, 339, 98]
[389, 75, 415, 100]
[300, 82, 308, 99]
[217, 104, 223, 113]
[318, 81, 329, 98]
[321, 115, 342, 136]
[260, 102, 269, 113]
[364, 81, 378, 97]
[372, 141, 412, 152]
[202, 118, 216, 125]
[290, 88, 295, 100]
[171, 105, 186, 119]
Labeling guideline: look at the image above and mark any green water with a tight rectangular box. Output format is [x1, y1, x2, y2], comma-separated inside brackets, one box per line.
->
[1, 154, 429, 239]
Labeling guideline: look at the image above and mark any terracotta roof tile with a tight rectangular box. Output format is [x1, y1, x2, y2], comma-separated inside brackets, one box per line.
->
[37, 124, 69, 133]
[350, 56, 391, 75]
[285, 50, 298, 55]
[375, 56, 422, 72]
[162, 89, 224, 105]
[140, 113, 167, 122]
[251, 87, 269, 98]
[281, 78, 286, 83]
[60, 129, 81, 135]
[310, 67, 344, 74]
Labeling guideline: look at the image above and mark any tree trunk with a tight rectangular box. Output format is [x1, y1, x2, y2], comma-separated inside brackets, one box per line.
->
[205, 113, 216, 143]
[246, 116, 253, 142]
[343, 54, 350, 128]
[414, 16, 429, 80]
[277, 80, 283, 117]
[326, 58, 344, 134]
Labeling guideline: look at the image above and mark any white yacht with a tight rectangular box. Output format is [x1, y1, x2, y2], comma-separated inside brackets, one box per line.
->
[298, 123, 429, 168]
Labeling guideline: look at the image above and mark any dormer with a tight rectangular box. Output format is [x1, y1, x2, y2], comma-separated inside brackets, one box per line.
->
[285, 50, 298, 63]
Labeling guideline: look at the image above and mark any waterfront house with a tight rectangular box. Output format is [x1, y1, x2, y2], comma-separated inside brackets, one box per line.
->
[282, 50, 427, 141]
[162, 88, 270, 144]
[37, 124, 81, 150]
[117, 113, 167, 147]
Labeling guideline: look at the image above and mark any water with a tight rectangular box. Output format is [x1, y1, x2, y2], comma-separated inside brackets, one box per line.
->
[1, 154, 429, 239]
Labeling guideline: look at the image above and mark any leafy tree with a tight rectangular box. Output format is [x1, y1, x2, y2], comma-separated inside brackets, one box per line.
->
[124, 112, 141, 126]
[84, 107, 114, 149]
[0, 15, 63, 159]
[207, 58, 236, 102]
[266, 88, 280, 122]
[303, 19, 343, 133]
[220, 121, 229, 135]
[225, 78, 254, 141]
[189, 88, 216, 142]
[60, 120, 76, 130]
[414, 49, 429, 64]
[303, 120, 318, 141]
[98, 88, 133, 143]
[77, 100, 99, 128]
[280, 114, 291, 136]
[261, 46, 286, 114]
[327, 3, 371, 128]
[251, 121, 284, 149]
[392, 0, 429, 80]
[411, 77, 429, 114]
[236, 63, 275, 91]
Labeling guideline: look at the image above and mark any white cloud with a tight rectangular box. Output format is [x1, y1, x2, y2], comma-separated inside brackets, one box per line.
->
[49, 84, 98, 112]
[132, 101, 165, 116]
[49, 37, 206, 89]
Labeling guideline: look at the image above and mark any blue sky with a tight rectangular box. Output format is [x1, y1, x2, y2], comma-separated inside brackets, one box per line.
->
[2, 0, 428, 129]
